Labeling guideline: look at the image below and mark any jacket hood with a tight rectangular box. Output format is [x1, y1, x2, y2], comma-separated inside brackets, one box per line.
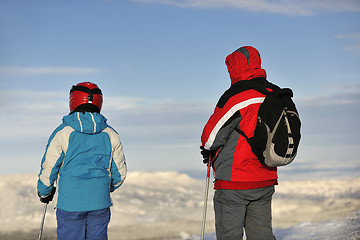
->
[225, 46, 267, 85]
[63, 112, 108, 134]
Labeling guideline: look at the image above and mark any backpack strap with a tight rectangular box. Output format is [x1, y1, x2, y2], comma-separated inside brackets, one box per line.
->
[234, 127, 250, 142]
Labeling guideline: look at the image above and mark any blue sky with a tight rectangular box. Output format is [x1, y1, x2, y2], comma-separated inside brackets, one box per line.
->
[0, 0, 359, 178]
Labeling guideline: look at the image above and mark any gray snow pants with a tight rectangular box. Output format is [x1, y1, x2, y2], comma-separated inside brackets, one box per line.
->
[213, 185, 276, 240]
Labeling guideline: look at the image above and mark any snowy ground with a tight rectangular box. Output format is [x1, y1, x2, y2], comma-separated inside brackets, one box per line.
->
[0, 171, 359, 240]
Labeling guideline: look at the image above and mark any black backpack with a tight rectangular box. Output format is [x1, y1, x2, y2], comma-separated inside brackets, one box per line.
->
[236, 82, 301, 167]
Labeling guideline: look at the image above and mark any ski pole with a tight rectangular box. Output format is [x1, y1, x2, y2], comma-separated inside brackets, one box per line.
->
[200, 154, 212, 240]
[38, 203, 48, 240]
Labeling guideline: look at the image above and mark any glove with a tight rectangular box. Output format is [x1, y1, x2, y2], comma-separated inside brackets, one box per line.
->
[200, 146, 217, 164]
[38, 187, 56, 204]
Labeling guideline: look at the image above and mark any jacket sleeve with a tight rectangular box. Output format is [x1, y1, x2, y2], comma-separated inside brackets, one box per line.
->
[110, 140, 127, 192]
[104, 128, 127, 192]
[201, 105, 241, 151]
[37, 125, 69, 196]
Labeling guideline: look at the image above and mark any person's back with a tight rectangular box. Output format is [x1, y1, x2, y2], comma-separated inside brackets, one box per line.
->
[201, 46, 277, 188]
[37, 82, 127, 240]
[201, 46, 277, 239]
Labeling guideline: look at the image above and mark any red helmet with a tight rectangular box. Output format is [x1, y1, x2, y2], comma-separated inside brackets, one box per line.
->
[69, 82, 103, 113]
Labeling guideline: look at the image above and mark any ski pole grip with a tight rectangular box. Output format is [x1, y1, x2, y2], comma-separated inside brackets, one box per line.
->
[207, 155, 211, 178]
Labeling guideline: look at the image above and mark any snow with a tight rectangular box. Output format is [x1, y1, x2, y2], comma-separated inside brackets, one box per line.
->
[274, 210, 360, 240]
[0, 172, 359, 239]
[191, 210, 360, 239]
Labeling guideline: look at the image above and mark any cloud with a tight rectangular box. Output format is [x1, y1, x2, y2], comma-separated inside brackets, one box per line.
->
[296, 84, 360, 106]
[335, 33, 360, 56]
[130, 0, 360, 16]
[294, 84, 360, 154]
[0, 66, 102, 78]
[0, 90, 210, 142]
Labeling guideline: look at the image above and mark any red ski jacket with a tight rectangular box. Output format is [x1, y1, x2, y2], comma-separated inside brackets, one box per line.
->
[201, 47, 277, 190]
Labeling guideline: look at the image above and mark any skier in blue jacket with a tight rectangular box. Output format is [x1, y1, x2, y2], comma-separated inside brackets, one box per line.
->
[37, 82, 127, 240]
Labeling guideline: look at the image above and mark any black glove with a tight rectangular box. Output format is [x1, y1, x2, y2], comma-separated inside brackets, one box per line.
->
[200, 146, 217, 164]
[38, 187, 56, 204]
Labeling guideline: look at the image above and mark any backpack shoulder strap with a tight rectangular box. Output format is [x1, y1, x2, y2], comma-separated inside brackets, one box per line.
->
[234, 127, 250, 141]
[234, 78, 282, 95]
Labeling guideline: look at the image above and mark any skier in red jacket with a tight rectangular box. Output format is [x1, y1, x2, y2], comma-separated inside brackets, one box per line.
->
[201, 46, 277, 239]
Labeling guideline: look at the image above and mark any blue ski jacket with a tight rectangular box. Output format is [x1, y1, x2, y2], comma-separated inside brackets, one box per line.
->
[37, 112, 127, 212]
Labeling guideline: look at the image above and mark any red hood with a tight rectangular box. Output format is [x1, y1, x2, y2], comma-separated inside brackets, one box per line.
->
[225, 46, 267, 85]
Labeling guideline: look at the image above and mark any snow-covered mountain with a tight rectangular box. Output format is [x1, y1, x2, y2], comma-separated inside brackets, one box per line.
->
[0, 172, 359, 240]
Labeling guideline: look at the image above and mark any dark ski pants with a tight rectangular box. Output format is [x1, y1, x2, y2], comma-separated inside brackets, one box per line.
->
[213, 185, 276, 240]
[56, 207, 110, 240]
